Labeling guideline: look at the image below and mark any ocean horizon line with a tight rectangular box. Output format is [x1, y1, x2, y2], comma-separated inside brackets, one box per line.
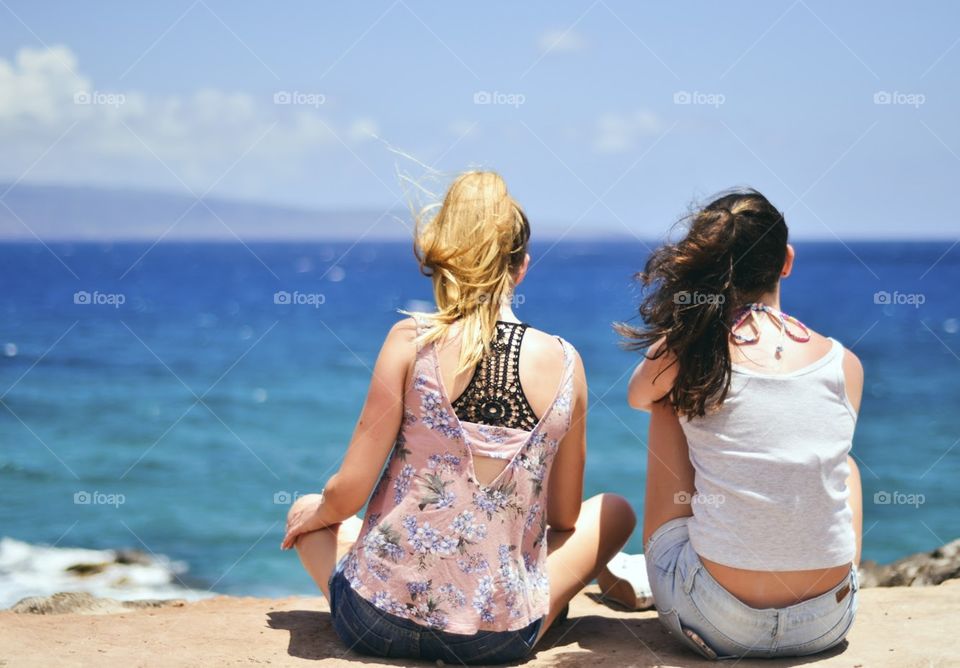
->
[0, 236, 956, 244]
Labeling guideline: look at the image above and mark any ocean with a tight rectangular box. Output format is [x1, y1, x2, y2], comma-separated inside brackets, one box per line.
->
[0, 240, 957, 606]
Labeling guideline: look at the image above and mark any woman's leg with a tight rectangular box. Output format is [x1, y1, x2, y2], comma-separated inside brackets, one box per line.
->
[847, 455, 863, 566]
[537, 493, 636, 643]
[294, 525, 339, 600]
[290, 495, 362, 600]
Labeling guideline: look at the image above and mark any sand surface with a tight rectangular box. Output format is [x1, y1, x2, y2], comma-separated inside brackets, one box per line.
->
[1, 581, 957, 667]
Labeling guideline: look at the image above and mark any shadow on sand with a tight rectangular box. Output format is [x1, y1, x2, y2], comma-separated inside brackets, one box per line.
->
[267, 606, 849, 667]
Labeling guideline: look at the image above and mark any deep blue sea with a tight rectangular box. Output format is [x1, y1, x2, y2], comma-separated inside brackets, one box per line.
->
[0, 240, 958, 605]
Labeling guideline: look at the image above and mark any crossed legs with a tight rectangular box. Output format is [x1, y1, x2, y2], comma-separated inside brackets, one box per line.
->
[290, 491, 636, 646]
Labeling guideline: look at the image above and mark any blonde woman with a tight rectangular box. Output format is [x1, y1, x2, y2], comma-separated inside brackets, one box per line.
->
[281, 171, 635, 664]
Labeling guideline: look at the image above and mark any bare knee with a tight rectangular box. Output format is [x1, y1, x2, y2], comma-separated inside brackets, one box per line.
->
[286, 493, 323, 525]
[596, 493, 637, 541]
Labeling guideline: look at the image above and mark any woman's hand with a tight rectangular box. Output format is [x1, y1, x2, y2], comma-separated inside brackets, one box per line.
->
[280, 493, 327, 550]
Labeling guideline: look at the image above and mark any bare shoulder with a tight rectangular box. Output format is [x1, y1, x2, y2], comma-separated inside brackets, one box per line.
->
[388, 316, 419, 342]
[806, 327, 860, 372]
[522, 326, 585, 408]
[781, 325, 835, 364]
[805, 327, 833, 348]
[381, 317, 418, 359]
[805, 326, 864, 393]
[522, 326, 574, 369]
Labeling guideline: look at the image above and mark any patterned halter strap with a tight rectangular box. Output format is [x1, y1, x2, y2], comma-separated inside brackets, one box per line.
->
[731, 303, 811, 357]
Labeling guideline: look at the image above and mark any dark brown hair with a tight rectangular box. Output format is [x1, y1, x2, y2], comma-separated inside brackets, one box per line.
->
[617, 189, 788, 418]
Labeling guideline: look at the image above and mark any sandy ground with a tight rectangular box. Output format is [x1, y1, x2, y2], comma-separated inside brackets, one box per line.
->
[1, 581, 957, 668]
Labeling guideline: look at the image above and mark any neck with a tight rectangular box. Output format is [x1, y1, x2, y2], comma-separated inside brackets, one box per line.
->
[753, 288, 781, 311]
[499, 302, 520, 323]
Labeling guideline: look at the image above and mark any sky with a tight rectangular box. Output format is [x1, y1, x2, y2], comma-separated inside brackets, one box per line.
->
[1, 1, 959, 238]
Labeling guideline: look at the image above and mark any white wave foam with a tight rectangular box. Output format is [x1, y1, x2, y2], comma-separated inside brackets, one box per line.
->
[0, 537, 213, 609]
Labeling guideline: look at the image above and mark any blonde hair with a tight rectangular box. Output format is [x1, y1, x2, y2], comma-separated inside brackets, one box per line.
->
[409, 171, 530, 373]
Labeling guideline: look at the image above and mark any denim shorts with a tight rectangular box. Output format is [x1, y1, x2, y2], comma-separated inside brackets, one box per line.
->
[645, 517, 858, 660]
[328, 564, 542, 664]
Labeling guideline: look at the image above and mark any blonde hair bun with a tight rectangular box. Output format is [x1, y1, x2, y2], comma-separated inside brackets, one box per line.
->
[410, 171, 530, 373]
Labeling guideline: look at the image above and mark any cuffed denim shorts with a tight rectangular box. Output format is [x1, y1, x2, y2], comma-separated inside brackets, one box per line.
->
[328, 561, 542, 665]
[645, 517, 858, 660]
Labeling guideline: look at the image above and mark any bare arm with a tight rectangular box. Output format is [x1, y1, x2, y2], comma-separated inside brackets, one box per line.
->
[642, 400, 696, 546]
[281, 319, 415, 549]
[546, 350, 587, 531]
[842, 348, 864, 414]
[627, 338, 677, 412]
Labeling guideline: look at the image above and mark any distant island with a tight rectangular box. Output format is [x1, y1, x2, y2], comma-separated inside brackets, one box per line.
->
[0, 182, 414, 241]
[0, 183, 632, 241]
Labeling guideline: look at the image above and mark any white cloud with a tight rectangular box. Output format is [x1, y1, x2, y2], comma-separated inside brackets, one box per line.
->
[0, 46, 377, 200]
[537, 29, 586, 54]
[592, 110, 661, 154]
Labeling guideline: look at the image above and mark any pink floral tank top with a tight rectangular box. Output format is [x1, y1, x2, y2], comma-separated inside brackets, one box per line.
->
[340, 324, 576, 634]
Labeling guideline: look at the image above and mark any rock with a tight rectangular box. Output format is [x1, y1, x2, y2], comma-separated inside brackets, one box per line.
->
[12, 592, 106, 614]
[113, 549, 152, 566]
[65, 562, 110, 576]
[859, 538, 960, 587]
[11, 592, 186, 615]
[122, 598, 187, 610]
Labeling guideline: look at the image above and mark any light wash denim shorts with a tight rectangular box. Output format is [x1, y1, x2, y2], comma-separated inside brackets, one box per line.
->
[645, 517, 858, 660]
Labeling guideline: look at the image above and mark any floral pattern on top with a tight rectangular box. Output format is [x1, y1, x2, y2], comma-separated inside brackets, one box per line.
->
[476, 424, 513, 447]
[346, 330, 577, 634]
[415, 374, 464, 441]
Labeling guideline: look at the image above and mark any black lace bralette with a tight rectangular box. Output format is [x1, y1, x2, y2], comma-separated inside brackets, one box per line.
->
[451, 321, 540, 431]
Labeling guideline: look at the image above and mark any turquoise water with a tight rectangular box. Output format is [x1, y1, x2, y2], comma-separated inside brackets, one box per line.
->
[0, 240, 957, 600]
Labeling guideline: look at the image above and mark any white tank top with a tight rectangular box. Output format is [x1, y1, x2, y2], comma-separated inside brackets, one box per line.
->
[682, 338, 858, 571]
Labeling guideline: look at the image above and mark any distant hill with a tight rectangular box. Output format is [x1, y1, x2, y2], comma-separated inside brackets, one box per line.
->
[0, 182, 631, 241]
[0, 183, 412, 240]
